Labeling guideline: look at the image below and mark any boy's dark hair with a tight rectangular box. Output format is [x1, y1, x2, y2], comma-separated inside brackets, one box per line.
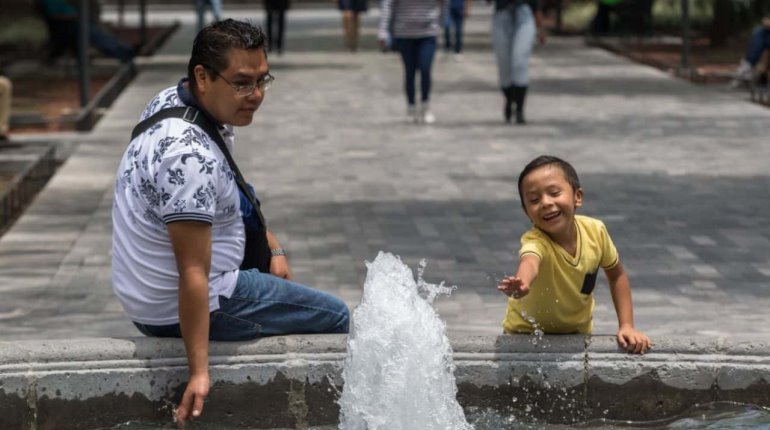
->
[187, 19, 266, 89]
[517, 155, 581, 211]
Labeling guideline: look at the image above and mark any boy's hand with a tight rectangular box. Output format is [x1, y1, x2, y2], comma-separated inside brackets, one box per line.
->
[497, 276, 530, 299]
[616, 325, 652, 354]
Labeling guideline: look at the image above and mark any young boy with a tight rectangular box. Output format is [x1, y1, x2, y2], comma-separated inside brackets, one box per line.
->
[497, 155, 651, 354]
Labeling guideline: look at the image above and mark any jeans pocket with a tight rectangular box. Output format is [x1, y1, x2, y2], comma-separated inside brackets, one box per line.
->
[209, 311, 262, 341]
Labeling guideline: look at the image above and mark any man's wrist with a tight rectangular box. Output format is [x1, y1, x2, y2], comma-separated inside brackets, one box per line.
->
[270, 248, 286, 257]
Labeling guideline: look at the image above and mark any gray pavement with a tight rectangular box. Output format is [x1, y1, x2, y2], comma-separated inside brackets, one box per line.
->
[1, 5, 769, 341]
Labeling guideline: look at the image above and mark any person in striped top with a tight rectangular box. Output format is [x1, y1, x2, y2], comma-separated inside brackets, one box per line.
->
[379, 0, 448, 124]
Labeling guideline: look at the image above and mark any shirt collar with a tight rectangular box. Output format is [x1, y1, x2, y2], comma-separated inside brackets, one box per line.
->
[177, 77, 224, 128]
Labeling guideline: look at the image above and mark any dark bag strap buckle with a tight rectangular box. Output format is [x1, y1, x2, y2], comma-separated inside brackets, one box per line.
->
[182, 106, 199, 124]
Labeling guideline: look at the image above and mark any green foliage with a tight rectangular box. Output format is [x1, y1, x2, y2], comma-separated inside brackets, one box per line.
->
[561, 0, 598, 31]
[0, 17, 47, 47]
[652, 0, 713, 31]
[560, 0, 769, 33]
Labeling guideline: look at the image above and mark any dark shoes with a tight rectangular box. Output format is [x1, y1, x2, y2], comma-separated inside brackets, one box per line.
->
[502, 85, 528, 125]
[503, 87, 513, 123]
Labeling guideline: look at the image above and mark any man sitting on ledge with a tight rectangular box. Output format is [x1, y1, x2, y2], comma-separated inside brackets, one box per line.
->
[731, 16, 770, 87]
[36, 0, 134, 63]
[111, 19, 349, 426]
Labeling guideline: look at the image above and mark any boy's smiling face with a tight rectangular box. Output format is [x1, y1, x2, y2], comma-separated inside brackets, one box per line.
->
[520, 164, 584, 241]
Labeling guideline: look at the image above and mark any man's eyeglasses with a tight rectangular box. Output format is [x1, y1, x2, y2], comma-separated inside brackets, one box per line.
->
[203, 64, 275, 97]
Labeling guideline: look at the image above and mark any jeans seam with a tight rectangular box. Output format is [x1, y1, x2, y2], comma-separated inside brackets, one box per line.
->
[213, 310, 262, 329]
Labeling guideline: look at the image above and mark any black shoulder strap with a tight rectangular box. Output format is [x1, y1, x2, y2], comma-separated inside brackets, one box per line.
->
[130, 106, 267, 230]
[131, 107, 189, 141]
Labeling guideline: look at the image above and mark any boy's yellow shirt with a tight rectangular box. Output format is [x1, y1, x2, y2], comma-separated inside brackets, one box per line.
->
[503, 215, 619, 334]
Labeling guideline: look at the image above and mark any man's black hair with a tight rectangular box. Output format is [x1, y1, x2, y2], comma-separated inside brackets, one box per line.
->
[517, 155, 581, 211]
[187, 19, 266, 89]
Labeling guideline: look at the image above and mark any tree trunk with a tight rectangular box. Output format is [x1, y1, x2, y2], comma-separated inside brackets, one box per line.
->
[710, 0, 733, 47]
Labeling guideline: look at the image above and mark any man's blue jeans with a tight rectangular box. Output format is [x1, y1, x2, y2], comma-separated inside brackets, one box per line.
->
[745, 26, 770, 67]
[133, 269, 350, 341]
[395, 37, 437, 105]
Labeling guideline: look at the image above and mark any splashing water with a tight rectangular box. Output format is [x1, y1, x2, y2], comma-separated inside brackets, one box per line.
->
[338, 252, 473, 430]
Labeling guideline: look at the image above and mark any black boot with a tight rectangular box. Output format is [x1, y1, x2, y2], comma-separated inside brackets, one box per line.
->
[512, 85, 528, 125]
[502, 86, 514, 123]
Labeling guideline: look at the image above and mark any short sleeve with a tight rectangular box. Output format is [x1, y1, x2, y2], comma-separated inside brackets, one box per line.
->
[519, 228, 547, 262]
[598, 222, 620, 269]
[155, 150, 220, 224]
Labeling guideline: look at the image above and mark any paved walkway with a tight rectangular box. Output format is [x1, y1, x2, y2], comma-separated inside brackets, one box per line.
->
[1, 6, 769, 341]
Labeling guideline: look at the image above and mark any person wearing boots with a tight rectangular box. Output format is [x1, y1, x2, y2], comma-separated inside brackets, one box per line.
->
[490, 0, 545, 124]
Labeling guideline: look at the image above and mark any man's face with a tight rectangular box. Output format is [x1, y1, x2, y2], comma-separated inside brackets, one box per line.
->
[195, 47, 269, 126]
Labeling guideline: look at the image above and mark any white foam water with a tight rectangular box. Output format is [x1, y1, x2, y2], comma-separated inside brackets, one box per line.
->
[338, 252, 473, 430]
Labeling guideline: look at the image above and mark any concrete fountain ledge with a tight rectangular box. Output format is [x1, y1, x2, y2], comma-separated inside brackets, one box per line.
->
[1, 335, 769, 429]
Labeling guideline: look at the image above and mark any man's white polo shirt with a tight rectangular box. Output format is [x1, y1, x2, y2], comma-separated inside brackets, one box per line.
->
[112, 82, 245, 325]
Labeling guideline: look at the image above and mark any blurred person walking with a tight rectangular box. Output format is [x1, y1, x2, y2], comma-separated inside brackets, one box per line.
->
[490, 0, 545, 124]
[444, 0, 472, 60]
[339, 0, 368, 51]
[379, 0, 448, 124]
[265, 0, 290, 54]
[195, 0, 223, 31]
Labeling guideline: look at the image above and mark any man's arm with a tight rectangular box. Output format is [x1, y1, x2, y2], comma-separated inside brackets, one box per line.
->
[266, 230, 292, 280]
[168, 221, 212, 425]
[605, 261, 651, 354]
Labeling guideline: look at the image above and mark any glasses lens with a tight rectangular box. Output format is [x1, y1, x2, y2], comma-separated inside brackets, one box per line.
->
[233, 75, 274, 96]
[259, 75, 274, 92]
[236, 85, 256, 96]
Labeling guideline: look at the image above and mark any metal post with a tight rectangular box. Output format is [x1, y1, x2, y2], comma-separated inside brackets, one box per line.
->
[681, 0, 691, 74]
[118, 0, 125, 28]
[140, 0, 148, 48]
[78, 0, 91, 108]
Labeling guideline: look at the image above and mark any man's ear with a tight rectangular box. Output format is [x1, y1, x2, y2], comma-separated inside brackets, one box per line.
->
[574, 187, 584, 208]
[193, 64, 210, 94]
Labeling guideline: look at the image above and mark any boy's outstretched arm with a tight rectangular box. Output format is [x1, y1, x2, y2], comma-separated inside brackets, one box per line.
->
[605, 261, 652, 354]
[497, 254, 540, 299]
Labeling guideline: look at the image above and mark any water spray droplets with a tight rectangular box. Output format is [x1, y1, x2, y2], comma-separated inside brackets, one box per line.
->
[339, 252, 472, 430]
[416, 258, 457, 304]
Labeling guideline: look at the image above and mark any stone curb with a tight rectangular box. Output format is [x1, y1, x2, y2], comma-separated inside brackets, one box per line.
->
[1, 335, 769, 428]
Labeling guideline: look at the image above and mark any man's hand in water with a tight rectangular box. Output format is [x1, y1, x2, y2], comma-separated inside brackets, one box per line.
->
[497, 276, 530, 299]
[176, 372, 209, 428]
